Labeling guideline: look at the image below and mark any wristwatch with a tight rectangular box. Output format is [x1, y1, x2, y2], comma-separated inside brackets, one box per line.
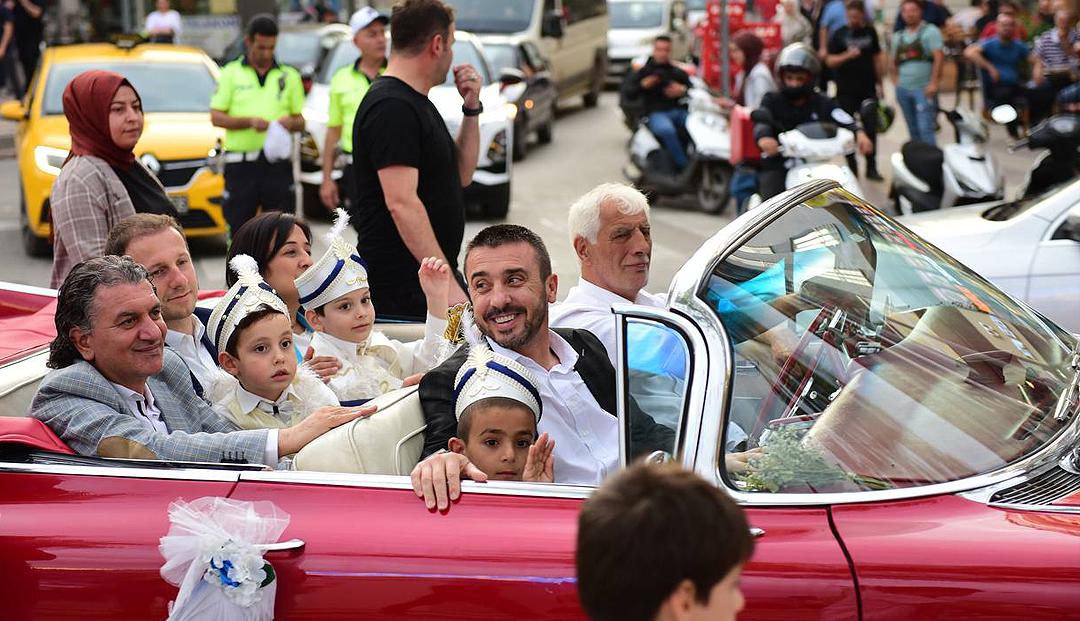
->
[462, 102, 483, 117]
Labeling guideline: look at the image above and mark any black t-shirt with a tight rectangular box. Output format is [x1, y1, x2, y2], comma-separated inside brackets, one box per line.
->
[753, 90, 860, 141]
[630, 58, 692, 114]
[13, 0, 44, 44]
[351, 76, 465, 293]
[828, 25, 881, 96]
[112, 162, 178, 217]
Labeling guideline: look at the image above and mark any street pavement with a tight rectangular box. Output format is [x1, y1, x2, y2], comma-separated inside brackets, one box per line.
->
[0, 88, 1033, 297]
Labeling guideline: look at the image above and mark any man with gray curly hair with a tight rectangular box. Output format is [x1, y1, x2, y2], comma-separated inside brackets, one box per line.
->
[31, 255, 371, 465]
[550, 182, 665, 367]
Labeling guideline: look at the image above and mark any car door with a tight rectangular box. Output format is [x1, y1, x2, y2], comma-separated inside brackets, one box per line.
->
[521, 41, 558, 125]
[1026, 203, 1080, 332]
[0, 458, 248, 620]
[229, 472, 588, 619]
[613, 307, 860, 621]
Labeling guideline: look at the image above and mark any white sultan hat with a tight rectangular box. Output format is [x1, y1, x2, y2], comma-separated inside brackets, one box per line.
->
[453, 330, 543, 423]
[294, 208, 369, 311]
[208, 254, 290, 355]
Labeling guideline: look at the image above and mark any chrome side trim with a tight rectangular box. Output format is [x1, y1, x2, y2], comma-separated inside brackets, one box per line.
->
[0, 281, 58, 297]
[0, 461, 243, 482]
[984, 502, 1080, 514]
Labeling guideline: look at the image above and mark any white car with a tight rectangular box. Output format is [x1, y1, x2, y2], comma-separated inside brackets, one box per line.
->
[300, 31, 515, 218]
[902, 179, 1080, 332]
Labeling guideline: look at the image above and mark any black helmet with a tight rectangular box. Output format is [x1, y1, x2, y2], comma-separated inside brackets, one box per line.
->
[776, 43, 821, 78]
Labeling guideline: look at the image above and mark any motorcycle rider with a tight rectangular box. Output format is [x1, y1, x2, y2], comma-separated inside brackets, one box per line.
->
[754, 43, 874, 201]
[629, 35, 693, 173]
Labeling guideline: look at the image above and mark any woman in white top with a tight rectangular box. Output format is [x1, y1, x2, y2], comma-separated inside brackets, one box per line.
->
[731, 31, 777, 110]
[145, 0, 182, 43]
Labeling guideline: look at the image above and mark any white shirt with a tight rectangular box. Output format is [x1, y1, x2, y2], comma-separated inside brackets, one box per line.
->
[145, 9, 182, 37]
[489, 331, 619, 485]
[110, 382, 168, 434]
[165, 316, 219, 391]
[550, 279, 666, 367]
[742, 63, 778, 110]
[230, 383, 285, 466]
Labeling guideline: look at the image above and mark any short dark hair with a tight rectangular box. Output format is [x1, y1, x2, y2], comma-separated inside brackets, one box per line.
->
[104, 213, 185, 257]
[390, 0, 455, 56]
[247, 13, 279, 38]
[456, 397, 535, 440]
[900, 0, 921, 9]
[999, 0, 1017, 10]
[576, 463, 754, 621]
[845, 0, 866, 11]
[225, 212, 312, 288]
[49, 256, 154, 369]
[464, 224, 552, 281]
[224, 304, 287, 357]
[654, 34, 672, 44]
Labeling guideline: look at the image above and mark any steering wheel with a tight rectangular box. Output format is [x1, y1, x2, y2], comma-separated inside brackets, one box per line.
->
[751, 305, 835, 442]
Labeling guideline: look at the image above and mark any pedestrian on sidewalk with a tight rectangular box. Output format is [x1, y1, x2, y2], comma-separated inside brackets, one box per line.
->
[1028, 9, 1079, 122]
[827, 0, 885, 180]
[11, 0, 41, 97]
[964, 12, 1030, 137]
[0, 0, 21, 98]
[351, 0, 476, 318]
[892, 0, 944, 145]
[145, 0, 183, 44]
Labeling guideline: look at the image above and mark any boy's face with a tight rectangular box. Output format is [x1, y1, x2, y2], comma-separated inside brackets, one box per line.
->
[306, 288, 375, 343]
[220, 313, 297, 400]
[684, 565, 745, 621]
[449, 403, 537, 481]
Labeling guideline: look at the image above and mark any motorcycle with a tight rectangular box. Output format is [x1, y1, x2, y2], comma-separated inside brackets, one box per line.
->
[622, 74, 734, 214]
[744, 108, 864, 210]
[1009, 111, 1080, 200]
[888, 107, 1005, 215]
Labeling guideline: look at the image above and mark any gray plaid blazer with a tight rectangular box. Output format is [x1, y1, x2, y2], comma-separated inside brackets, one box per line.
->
[31, 349, 270, 464]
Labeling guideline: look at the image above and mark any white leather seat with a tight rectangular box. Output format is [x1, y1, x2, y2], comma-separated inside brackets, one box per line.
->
[293, 385, 427, 475]
[0, 350, 50, 417]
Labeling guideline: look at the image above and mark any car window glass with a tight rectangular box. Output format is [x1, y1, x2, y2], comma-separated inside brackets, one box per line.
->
[610, 1, 667, 29]
[522, 42, 546, 70]
[1051, 204, 1080, 240]
[443, 0, 536, 34]
[442, 40, 492, 85]
[701, 189, 1077, 494]
[981, 179, 1077, 222]
[623, 319, 689, 461]
[274, 31, 323, 69]
[42, 63, 217, 115]
[565, 0, 607, 24]
[319, 42, 359, 83]
[484, 43, 521, 76]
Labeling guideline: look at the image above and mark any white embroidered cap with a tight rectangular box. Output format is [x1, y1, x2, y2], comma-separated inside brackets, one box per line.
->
[294, 208, 369, 311]
[453, 343, 543, 423]
[208, 254, 290, 354]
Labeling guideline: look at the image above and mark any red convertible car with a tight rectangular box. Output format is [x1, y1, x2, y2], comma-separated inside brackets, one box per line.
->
[1, 179, 1078, 620]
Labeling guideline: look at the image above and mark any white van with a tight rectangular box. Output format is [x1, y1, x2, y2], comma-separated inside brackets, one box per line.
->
[607, 0, 692, 82]
[443, 0, 609, 107]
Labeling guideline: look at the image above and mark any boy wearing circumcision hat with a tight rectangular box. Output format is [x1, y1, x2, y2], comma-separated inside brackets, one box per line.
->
[204, 255, 340, 431]
[294, 209, 452, 402]
[448, 327, 555, 482]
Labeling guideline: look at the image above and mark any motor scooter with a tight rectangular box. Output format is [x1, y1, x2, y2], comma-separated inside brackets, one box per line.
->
[622, 75, 734, 214]
[888, 107, 1004, 215]
[1010, 111, 1080, 200]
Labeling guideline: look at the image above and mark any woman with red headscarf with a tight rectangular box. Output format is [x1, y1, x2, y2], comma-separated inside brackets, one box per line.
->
[49, 69, 176, 288]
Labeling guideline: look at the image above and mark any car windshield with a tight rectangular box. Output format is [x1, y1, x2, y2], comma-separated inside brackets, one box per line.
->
[319, 42, 360, 83]
[981, 179, 1079, 221]
[444, 0, 535, 33]
[702, 188, 1077, 493]
[440, 40, 491, 86]
[275, 31, 322, 70]
[41, 62, 216, 115]
[483, 43, 520, 76]
[610, 1, 666, 28]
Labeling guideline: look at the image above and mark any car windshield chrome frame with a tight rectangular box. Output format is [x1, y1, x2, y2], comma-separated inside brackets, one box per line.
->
[665, 179, 1080, 507]
[613, 303, 712, 471]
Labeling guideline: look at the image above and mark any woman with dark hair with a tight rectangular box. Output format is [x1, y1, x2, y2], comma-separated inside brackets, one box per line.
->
[49, 70, 177, 288]
[226, 212, 341, 378]
[732, 31, 777, 109]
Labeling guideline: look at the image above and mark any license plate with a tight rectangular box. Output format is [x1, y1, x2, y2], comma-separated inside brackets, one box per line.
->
[169, 195, 189, 214]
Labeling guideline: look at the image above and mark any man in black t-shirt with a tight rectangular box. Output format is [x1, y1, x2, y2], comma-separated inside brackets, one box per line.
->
[352, 0, 477, 318]
[11, 0, 43, 97]
[826, 0, 884, 180]
[627, 36, 692, 172]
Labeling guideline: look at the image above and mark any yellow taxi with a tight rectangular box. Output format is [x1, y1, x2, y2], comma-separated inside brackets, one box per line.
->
[0, 42, 228, 257]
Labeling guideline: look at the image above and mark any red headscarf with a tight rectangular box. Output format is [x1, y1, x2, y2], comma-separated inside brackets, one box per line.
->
[62, 70, 141, 168]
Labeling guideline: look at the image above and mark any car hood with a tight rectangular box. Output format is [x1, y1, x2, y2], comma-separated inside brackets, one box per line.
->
[900, 203, 1007, 244]
[428, 83, 506, 123]
[304, 82, 331, 122]
[32, 113, 224, 158]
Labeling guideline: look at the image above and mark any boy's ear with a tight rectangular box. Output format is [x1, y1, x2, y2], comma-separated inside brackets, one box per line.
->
[218, 351, 240, 378]
[657, 579, 698, 621]
[304, 308, 323, 331]
[448, 437, 466, 454]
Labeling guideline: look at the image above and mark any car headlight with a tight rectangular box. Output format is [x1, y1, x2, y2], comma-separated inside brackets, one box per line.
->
[34, 146, 68, 176]
[487, 129, 507, 163]
[504, 102, 518, 122]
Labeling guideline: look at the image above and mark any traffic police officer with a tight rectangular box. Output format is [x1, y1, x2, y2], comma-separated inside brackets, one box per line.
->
[319, 7, 388, 212]
[210, 14, 306, 235]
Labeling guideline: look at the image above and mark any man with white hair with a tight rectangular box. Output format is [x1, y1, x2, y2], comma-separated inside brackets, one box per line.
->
[549, 183, 663, 367]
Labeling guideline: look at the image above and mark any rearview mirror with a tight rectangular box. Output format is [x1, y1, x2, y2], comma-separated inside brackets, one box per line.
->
[499, 67, 526, 86]
[990, 104, 1017, 125]
[541, 10, 564, 38]
[1, 100, 26, 121]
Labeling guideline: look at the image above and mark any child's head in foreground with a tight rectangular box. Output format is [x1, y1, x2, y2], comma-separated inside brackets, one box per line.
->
[295, 208, 375, 344]
[449, 344, 544, 481]
[576, 462, 754, 621]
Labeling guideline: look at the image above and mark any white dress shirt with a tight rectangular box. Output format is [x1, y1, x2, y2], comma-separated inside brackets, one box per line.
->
[489, 331, 619, 485]
[165, 315, 219, 391]
[109, 382, 168, 433]
[550, 278, 666, 367]
[145, 9, 182, 36]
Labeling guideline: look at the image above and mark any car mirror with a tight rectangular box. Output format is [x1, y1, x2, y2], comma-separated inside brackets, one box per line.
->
[990, 104, 1017, 125]
[541, 11, 564, 38]
[499, 67, 526, 86]
[1, 100, 26, 121]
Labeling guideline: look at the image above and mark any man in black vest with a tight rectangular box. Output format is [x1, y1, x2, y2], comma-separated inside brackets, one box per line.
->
[411, 225, 674, 510]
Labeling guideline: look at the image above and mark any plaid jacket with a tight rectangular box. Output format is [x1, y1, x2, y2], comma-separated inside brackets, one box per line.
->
[31, 349, 270, 464]
[48, 155, 137, 288]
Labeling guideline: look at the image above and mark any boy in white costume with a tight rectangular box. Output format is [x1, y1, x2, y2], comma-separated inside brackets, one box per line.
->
[294, 209, 452, 402]
[204, 255, 340, 431]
